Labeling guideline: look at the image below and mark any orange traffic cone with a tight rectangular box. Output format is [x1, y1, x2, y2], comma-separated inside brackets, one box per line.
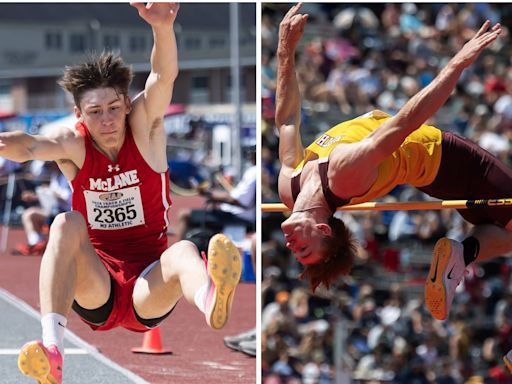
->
[131, 327, 172, 354]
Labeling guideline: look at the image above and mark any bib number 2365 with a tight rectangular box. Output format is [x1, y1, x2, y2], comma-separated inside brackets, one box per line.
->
[84, 186, 145, 230]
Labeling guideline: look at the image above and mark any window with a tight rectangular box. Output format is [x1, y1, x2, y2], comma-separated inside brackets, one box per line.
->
[45, 31, 62, 50]
[70, 34, 87, 53]
[192, 76, 209, 89]
[225, 74, 246, 102]
[190, 76, 209, 103]
[185, 37, 201, 50]
[129, 35, 146, 52]
[209, 37, 225, 49]
[103, 35, 120, 50]
[0, 83, 12, 113]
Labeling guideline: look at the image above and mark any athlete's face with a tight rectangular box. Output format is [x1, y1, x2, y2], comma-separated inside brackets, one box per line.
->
[75, 87, 131, 150]
[281, 217, 331, 265]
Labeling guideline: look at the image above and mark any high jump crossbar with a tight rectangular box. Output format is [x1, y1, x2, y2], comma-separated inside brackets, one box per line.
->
[261, 198, 512, 212]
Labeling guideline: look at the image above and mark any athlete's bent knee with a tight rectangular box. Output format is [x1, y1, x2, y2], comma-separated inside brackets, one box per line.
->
[160, 240, 199, 269]
[168, 240, 199, 257]
[49, 211, 88, 243]
[50, 211, 86, 232]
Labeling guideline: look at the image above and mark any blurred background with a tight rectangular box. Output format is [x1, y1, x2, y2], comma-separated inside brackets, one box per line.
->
[262, 3, 512, 384]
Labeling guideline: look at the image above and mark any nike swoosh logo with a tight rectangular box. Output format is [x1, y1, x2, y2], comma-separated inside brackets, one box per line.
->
[58, 322, 65, 328]
[447, 265, 455, 279]
[431, 255, 440, 282]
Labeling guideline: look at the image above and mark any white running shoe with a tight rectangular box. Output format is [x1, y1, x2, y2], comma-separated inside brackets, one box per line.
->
[238, 340, 256, 357]
[224, 328, 256, 351]
[504, 349, 512, 373]
[424, 238, 465, 320]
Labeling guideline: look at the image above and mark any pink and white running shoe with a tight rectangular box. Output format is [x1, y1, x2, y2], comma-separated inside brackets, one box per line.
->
[425, 237, 466, 320]
[18, 340, 63, 384]
[202, 234, 241, 330]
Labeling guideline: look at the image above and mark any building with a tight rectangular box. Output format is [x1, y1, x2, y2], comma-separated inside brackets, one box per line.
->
[0, 3, 256, 113]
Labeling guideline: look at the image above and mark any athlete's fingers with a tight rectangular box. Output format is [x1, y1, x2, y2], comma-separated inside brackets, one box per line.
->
[296, 14, 309, 31]
[474, 20, 491, 39]
[283, 2, 302, 21]
[289, 13, 304, 27]
[491, 23, 502, 33]
[129, 2, 145, 11]
[480, 30, 500, 47]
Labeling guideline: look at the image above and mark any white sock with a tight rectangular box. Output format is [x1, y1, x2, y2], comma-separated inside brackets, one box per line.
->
[41, 313, 67, 354]
[194, 284, 208, 314]
[27, 231, 41, 246]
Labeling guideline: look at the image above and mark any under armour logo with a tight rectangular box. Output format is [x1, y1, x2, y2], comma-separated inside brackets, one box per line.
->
[107, 164, 120, 173]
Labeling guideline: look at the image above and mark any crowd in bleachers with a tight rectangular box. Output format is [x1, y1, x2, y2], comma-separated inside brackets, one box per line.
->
[262, 3, 512, 383]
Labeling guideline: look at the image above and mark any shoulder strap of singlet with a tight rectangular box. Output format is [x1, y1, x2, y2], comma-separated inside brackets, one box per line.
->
[124, 123, 136, 146]
[318, 158, 349, 212]
[291, 171, 301, 202]
[290, 159, 348, 212]
[75, 121, 94, 150]
[75, 121, 87, 138]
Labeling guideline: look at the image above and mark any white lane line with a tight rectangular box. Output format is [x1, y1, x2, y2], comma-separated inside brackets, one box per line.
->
[201, 361, 240, 371]
[0, 288, 149, 384]
[0, 348, 88, 355]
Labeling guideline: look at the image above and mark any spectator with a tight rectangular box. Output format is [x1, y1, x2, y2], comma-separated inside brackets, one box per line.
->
[14, 161, 71, 256]
[177, 148, 256, 247]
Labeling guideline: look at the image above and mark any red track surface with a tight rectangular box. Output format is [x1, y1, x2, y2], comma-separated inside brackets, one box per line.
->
[0, 195, 256, 383]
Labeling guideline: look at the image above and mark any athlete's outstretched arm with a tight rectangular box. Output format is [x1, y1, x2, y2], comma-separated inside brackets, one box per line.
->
[276, 3, 308, 206]
[276, 3, 308, 169]
[130, 2, 179, 129]
[368, 20, 502, 161]
[0, 130, 73, 163]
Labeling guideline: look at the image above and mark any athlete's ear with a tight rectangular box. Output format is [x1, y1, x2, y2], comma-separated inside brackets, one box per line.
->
[74, 106, 83, 121]
[316, 223, 332, 237]
[124, 95, 132, 114]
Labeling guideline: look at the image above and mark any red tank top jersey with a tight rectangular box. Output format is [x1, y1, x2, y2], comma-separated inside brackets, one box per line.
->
[71, 122, 172, 270]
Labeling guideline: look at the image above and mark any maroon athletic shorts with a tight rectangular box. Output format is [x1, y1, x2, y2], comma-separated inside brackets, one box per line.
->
[418, 131, 512, 227]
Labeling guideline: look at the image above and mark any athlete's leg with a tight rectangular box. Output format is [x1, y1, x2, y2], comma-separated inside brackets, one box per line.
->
[40, 211, 111, 316]
[19, 211, 110, 384]
[133, 235, 241, 329]
[425, 223, 512, 321]
[470, 224, 512, 262]
[132, 240, 206, 319]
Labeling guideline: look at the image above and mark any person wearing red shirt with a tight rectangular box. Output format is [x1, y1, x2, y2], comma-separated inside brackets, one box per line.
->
[0, 4, 241, 383]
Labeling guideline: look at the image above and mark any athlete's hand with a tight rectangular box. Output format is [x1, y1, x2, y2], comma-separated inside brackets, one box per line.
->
[452, 20, 502, 69]
[278, 3, 309, 56]
[130, 2, 180, 28]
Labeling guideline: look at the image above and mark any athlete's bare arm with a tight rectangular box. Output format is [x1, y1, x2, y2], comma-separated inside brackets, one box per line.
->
[0, 126, 82, 177]
[327, 20, 502, 195]
[275, 3, 308, 208]
[366, 21, 501, 163]
[129, 2, 179, 171]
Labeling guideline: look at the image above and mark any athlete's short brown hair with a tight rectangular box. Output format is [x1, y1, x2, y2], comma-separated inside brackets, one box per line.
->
[299, 216, 357, 292]
[58, 52, 133, 108]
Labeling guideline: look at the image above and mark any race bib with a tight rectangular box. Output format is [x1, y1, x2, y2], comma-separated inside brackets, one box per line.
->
[84, 186, 145, 230]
